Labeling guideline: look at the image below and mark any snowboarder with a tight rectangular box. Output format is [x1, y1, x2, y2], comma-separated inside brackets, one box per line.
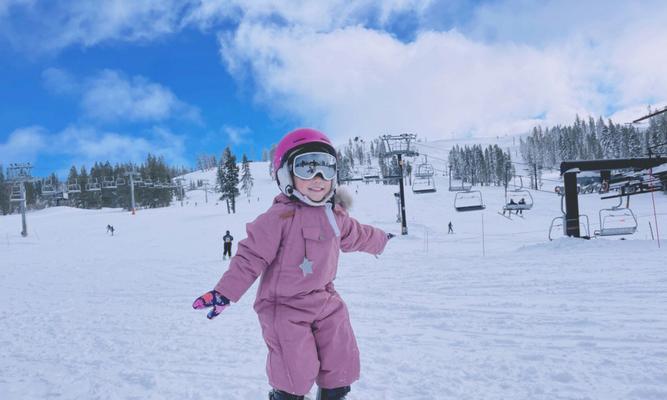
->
[106, 224, 115, 236]
[222, 230, 234, 259]
[193, 128, 394, 400]
[448, 221, 454, 234]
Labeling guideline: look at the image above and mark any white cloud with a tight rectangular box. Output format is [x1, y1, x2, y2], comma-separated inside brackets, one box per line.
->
[1, 0, 190, 53]
[0, 126, 48, 163]
[0, 125, 189, 173]
[184, 0, 432, 32]
[212, 1, 667, 140]
[217, 25, 597, 140]
[222, 125, 251, 146]
[83, 70, 180, 122]
[55, 125, 189, 167]
[6, 1, 667, 141]
[42, 69, 202, 124]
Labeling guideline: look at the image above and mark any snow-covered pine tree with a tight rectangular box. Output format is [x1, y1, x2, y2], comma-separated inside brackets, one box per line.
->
[219, 147, 240, 214]
[337, 150, 352, 182]
[240, 154, 254, 200]
[268, 144, 277, 179]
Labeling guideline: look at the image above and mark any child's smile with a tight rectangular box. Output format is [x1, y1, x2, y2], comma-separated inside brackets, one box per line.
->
[293, 175, 332, 202]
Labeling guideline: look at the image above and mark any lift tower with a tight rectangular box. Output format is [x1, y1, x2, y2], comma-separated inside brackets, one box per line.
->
[7, 163, 33, 237]
[381, 134, 418, 235]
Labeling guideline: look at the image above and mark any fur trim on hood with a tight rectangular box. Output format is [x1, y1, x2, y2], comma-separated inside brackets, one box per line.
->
[334, 186, 354, 211]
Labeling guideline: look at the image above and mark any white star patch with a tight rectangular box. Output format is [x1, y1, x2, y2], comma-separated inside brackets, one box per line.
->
[299, 257, 313, 276]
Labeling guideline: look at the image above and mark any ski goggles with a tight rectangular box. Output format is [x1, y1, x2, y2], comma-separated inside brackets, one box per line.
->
[292, 152, 337, 181]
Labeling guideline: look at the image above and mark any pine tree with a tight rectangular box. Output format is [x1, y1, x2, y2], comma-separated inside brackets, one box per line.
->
[240, 154, 254, 200]
[219, 147, 240, 213]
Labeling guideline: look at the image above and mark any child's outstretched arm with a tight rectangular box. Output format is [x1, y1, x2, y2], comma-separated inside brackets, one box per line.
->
[214, 210, 286, 301]
[339, 210, 389, 255]
[193, 207, 288, 320]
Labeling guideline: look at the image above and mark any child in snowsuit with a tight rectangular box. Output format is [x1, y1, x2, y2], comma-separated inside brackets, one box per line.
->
[222, 230, 234, 259]
[193, 128, 391, 400]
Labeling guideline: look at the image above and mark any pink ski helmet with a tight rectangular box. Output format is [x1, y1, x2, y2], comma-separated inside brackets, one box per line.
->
[273, 128, 338, 206]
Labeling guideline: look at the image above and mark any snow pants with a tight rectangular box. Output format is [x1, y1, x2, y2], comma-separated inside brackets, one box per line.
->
[255, 289, 360, 396]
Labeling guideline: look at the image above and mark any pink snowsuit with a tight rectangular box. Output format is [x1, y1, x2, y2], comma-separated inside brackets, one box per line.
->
[214, 193, 388, 395]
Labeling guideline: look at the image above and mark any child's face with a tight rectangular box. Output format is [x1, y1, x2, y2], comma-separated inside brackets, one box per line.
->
[293, 174, 332, 202]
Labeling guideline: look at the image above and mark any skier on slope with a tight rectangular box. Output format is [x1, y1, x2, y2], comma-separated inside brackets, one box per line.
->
[193, 128, 395, 400]
[222, 230, 234, 259]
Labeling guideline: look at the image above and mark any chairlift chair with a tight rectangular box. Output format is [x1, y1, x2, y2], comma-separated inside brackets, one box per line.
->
[41, 179, 56, 195]
[115, 177, 126, 186]
[454, 190, 485, 211]
[362, 166, 380, 181]
[415, 163, 435, 178]
[101, 177, 117, 189]
[448, 171, 472, 192]
[412, 176, 436, 194]
[503, 190, 534, 213]
[548, 191, 592, 240]
[86, 179, 101, 192]
[67, 181, 81, 193]
[549, 215, 591, 241]
[594, 197, 638, 237]
[10, 183, 24, 202]
[143, 178, 154, 188]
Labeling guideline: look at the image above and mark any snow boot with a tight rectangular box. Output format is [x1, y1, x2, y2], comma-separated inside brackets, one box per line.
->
[269, 389, 304, 400]
[316, 386, 351, 400]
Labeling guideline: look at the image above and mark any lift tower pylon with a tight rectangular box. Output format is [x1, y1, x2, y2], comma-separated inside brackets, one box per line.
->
[381, 134, 419, 235]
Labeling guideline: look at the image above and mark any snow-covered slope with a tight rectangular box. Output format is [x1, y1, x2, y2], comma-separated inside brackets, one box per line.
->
[1, 161, 666, 399]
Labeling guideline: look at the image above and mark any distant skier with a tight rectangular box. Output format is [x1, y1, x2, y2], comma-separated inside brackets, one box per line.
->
[193, 128, 393, 400]
[106, 224, 115, 236]
[222, 230, 234, 259]
[448, 221, 454, 234]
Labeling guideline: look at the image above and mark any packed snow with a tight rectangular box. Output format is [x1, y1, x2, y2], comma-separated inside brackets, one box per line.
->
[1, 161, 666, 399]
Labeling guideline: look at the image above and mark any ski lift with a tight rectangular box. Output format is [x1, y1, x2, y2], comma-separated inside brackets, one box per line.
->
[10, 183, 24, 202]
[448, 167, 472, 192]
[415, 162, 435, 178]
[362, 166, 380, 181]
[41, 179, 56, 195]
[115, 177, 126, 186]
[86, 178, 101, 192]
[101, 177, 117, 189]
[549, 215, 591, 241]
[594, 197, 638, 237]
[412, 175, 436, 194]
[67, 181, 81, 193]
[349, 168, 363, 181]
[503, 190, 534, 212]
[548, 191, 591, 240]
[143, 178, 154, 188]
[454, 190, 485, 211]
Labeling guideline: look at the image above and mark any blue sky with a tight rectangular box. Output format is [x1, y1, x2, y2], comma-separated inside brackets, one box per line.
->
[1, 1, 666, 177]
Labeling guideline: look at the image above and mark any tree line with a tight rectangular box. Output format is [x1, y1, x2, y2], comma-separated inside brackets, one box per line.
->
[519, 113, 667, 168]
[448, 144, 514, 187]
[1, 147, 256, 215]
